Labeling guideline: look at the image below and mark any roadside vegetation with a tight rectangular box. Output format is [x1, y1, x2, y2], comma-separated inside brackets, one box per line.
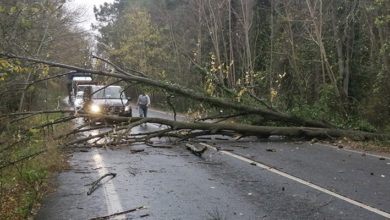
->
[0, 0, 91, 218]
[0, 117, 69, 219]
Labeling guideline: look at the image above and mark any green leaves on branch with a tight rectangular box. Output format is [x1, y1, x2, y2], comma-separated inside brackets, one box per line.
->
[0, 59, 50, 80]
[0, 59, 29, 80]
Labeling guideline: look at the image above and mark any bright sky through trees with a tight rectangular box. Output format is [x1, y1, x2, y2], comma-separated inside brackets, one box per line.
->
[65, 0, 114, 32]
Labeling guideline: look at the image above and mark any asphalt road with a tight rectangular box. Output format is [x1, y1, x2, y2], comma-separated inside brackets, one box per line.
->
[36, 107, 390, 220]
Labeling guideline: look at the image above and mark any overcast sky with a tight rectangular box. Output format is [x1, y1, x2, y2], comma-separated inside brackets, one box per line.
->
[65, 0, 114, 32]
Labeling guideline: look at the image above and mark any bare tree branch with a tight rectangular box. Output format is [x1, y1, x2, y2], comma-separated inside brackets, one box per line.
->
[166, 94, 177, 121]
[0, 53, 334, 128]
[0, 150, 46, 170]
[0, 109, 73, 119]
[92, 54, 147, 78]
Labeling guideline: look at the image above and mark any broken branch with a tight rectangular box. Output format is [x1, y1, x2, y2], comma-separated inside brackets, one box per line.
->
[87, 173, 117, 196]
[0, 150, 46, 170]
[186, 143, 207, 157]
[0, 53, 335, 128]
[89, 206, 146, 220]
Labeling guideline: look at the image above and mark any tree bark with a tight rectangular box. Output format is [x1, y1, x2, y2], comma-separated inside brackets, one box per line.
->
[1, 53, 336, 128]
[72, 114, 390, 141]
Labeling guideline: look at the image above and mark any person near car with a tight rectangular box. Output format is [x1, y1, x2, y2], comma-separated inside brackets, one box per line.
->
[137, 93, 150, 117]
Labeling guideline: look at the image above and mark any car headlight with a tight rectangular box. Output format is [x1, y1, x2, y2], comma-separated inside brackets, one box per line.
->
[125, 105, 131, 111]
[90, 104, 101, 113]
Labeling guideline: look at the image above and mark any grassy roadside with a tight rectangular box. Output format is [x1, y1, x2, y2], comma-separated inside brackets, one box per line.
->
[0, 115, 70, 219]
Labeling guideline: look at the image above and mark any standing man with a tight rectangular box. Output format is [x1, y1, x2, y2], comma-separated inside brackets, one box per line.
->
[137, 92, 151, 117]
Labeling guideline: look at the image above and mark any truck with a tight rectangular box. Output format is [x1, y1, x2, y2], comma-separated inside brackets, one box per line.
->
[66, 71, 94, 105]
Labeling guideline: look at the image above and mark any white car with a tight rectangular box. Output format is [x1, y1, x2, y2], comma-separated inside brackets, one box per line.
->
[74, 91, 84, 110]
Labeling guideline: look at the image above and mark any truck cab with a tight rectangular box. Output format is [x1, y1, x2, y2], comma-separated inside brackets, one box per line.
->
[66, 71, 93, 105]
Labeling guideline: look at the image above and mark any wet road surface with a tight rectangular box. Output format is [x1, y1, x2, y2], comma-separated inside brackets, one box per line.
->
[36, 107, 390, 220]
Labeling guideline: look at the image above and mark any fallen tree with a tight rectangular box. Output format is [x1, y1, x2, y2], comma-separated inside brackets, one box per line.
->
[1, 53, 388, 147]
[58, 114, 390, 147]
[0, 53, 333, 128]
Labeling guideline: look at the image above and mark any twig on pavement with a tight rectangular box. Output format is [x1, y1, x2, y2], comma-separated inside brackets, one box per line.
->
[87, 173, 117, 195]
[185, 143, 207, 157]
[89, 206, 146, 220]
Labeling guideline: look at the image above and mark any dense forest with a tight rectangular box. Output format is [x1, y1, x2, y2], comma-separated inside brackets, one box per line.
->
[91, 0, 389, 131]
[0, 0, 388, 130]
[0, 0, 388, 218]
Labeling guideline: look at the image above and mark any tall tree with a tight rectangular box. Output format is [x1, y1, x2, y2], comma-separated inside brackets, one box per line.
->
[0, 0, 92, 112]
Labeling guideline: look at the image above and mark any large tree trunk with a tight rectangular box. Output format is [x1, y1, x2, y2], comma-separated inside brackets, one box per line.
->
[1, 53, 336, 128]
[68, 114, 390, 142]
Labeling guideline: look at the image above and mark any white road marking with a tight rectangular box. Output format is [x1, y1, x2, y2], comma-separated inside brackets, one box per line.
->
[199, 142, 390, 219]
[92, 149, 124, 219]
[317, 143, 390, 160]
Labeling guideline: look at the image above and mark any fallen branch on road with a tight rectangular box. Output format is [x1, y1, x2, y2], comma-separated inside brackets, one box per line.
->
[73, 115, 390, 141]
[146, 143, 173, 148]
[89, 206, 146, 220]
[130, 149, 145, 153]
[140, 213, 150, 218]
[55, 114, 390, 149]
[186, 143, 207, 157]
[56, 124, 111, 139]
[87, 173, 117, 196]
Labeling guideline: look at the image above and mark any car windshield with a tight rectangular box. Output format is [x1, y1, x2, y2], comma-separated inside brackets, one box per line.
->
[77, 85, 89, 92]
[76, 91, 84, 98]
[92, 87, 125, 99]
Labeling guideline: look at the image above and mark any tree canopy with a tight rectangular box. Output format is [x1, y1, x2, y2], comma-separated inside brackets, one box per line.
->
[91, 0, 389, 131]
